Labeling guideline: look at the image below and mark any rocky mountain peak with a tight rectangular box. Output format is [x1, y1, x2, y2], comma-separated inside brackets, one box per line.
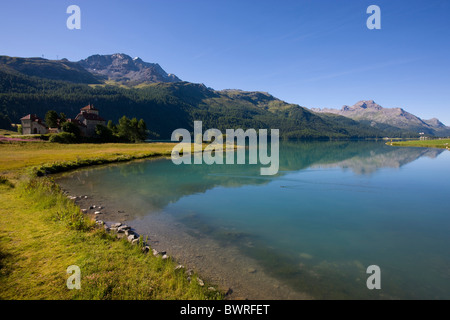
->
[424, 118, 446, 128]
[78, 53, 181, 84]
[349, 100, 383, 111]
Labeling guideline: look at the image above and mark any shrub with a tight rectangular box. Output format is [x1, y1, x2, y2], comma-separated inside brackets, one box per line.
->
[49, 132, 77, 144]
[0, 175, 14, 188]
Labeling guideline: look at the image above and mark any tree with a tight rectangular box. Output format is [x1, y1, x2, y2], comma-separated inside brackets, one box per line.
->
[107, 120, 117, 134]
[117, 116, 132, 141]
[115, 116, 147, 142]
[130, 117, 139, 142]
[138, 119, 147, 141]
[61, 121, 81, 138]
[45, 110, 59, 128]
[59, 112, 67, 124]
[0, 113, 12, 130]
[95, 124, 114, 142]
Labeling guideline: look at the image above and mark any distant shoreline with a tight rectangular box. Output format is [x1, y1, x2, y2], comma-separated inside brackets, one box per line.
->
[387, 139, 450, 149]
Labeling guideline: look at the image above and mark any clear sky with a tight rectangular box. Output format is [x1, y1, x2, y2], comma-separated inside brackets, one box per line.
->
[1, 0, 449, 124]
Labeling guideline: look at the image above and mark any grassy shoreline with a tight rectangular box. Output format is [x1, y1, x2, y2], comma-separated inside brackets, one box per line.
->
[387, 139, 450, 149]
[0, 141, 223, 300]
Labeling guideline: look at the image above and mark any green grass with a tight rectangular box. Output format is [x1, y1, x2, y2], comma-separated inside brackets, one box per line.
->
[0, 129, 18, 136]
[0, 181, 221, 300]
[0, 141, 224, 300]
[0, 142, 175, 179]
[388, 139, 450, 149]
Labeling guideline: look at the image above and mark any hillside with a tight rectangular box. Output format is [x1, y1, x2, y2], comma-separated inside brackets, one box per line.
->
[0, 67, 388, 139]
[0, 56, 101, 84]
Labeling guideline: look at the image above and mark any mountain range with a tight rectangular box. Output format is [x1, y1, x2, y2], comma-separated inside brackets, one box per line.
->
[312, 100, 450, 137]
[0, 53, 448, 139]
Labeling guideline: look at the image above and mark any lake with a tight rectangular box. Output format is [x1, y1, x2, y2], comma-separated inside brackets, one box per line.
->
[56, 141, 450, 299]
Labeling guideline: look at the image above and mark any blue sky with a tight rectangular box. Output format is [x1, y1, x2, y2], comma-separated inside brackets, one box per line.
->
[1, 0, 449, 124]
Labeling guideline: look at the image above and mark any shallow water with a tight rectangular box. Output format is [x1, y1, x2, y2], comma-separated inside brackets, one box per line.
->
[56, 141, 450, 299]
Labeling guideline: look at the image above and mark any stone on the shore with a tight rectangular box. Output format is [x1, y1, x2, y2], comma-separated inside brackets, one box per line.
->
[142, 246, 150, 254]
[132, 239, 139, 245]
[96, 220, 104, 225]
[197, 278, 205, 286]
[81, 209, 88, 213]
[152, 249, 159, 256]
[118, 225, 130, 232]
[174, 265, 184, 271]
[162, 254, 169, 260]
[127, 234, 136, 242]
[112, 222, 122, 228]
[94, 211, 101, 215]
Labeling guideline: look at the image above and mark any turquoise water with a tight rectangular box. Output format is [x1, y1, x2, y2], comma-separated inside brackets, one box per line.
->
[57, 141, 450, 299]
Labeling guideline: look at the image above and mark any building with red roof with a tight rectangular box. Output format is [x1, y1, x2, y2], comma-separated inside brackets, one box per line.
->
[20, 104, 106, 137]
[20, 114, 48, 135]
[75, 104, 106, 137]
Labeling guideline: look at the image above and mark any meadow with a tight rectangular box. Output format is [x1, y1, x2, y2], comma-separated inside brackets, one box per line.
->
[0, 140, 223, 300]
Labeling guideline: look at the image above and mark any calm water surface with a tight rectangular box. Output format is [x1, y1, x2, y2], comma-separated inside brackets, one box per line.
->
[56, 141, 450, 299]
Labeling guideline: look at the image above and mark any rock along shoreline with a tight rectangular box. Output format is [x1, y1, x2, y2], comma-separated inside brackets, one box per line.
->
[63, 192, 225, 297]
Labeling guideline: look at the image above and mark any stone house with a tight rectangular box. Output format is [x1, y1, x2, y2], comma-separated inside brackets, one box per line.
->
[75, 104, 106, 137]
[20, 114, 48, 135]
[20, 104, 106, 137]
